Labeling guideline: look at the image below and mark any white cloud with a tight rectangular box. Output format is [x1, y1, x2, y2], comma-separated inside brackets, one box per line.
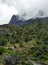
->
[0, 0, 48, 24]
[0, 0, 18, 25]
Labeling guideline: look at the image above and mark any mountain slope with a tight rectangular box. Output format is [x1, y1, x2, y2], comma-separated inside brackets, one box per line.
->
[0, 18, 48, 65]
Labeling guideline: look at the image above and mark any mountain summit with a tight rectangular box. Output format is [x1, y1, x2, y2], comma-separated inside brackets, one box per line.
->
[9, 15, 24, 25]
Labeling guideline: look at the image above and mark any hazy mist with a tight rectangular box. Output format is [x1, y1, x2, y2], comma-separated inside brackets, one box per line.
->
[0, 0, 48, 24]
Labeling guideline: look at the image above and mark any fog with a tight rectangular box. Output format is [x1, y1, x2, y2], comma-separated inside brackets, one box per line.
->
[0, 0, 48, 24]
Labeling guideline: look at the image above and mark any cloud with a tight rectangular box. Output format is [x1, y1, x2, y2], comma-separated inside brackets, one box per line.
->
[0, 0, 18, 25]
[0, 0, 48, 24]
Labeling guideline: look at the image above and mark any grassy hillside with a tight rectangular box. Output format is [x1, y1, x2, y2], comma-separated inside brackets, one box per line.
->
[0, 19, 48, 65]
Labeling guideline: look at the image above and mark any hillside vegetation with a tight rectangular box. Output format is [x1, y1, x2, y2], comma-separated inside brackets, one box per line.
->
[0, 18, 48, 65]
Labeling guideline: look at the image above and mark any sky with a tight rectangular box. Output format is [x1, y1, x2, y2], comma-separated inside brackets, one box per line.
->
[0, 0, 48, 25]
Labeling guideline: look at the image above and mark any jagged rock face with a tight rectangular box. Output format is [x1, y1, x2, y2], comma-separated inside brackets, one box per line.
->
[9, 15, 25, 25]
[9, 15, 48, 25]
[9, 15, 33, 25]
[9, 15, 21, 24]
